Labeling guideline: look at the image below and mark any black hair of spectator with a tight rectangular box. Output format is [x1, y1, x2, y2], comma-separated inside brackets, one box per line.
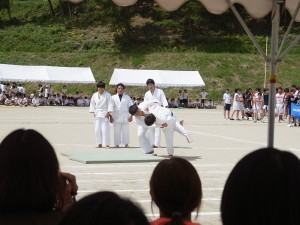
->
[59, 191, 149, 225]
[129, 104, 138, 115]
[146, 79, 155, 85]
[221, 147, 300, 225]
[144, 113, 156, 126]
[150, 157, 202, 225]
[0, 129, 64, 214]
[96, 81, 105, 88]
[117, 83, 125, 89]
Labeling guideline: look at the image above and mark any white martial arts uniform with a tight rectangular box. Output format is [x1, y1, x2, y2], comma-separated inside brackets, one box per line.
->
[144, 88, 168, 146]
[109, 94, 133, 146]
[89, 91, 112, 146]
[133, 101, 155, 153]
[137, 101, 190, 155]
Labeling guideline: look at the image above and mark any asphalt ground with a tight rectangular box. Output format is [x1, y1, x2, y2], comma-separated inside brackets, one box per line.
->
[1, 105, 300, 225]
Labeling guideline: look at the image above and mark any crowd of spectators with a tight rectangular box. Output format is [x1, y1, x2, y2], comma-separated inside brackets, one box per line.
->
[224, 85, 300, 126]
[0, 82, 216, 110]
[1, 128, 300, 225]
[0, 83, 90, 107]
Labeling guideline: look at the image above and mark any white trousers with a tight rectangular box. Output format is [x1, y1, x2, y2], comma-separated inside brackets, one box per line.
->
[137, 125, 153, 153]
[175, 121, 188, 138]
[113, 122, 129, 146]
[162, 118, 176, 156]
[148, 127, 161, 146]
[94, 117, 110, 146]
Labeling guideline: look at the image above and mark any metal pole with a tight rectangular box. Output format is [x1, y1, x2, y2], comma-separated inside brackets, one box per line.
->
[267, 0, 280, 148]
[226, 0, 269, 62]
[264, 36, 268, 88]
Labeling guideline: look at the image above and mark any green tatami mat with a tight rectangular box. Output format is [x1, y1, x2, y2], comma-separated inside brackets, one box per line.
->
[61, 149, 164, 164]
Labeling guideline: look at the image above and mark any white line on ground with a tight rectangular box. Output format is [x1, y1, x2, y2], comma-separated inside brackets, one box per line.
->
[76, 177, 226, 183]
[73, 171, 229, 175]
[189, 128, 265, 146]
[135, 198, 221, 203]
[77, 179, 146, 183]
[61, 163, 234, 168]
[77, 187, 223, 193]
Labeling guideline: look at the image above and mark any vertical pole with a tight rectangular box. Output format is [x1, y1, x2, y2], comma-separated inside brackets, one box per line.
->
[267, 0, 280, 148]
[264, 36, 268, 88]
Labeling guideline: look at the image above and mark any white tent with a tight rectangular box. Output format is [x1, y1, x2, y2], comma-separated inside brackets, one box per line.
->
[112, 0, 300, 148]
[0, 64, 96, 84]
[109, 68, 205, 87]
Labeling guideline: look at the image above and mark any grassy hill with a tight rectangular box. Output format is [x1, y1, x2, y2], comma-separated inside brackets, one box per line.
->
[0, 0, 299, 101]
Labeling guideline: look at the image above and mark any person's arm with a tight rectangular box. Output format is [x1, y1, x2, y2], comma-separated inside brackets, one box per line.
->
[60, 172, 78, 211]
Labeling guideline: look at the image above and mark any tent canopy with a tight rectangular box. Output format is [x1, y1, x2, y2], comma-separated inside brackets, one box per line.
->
[0, 64, 96, 84]
[112, 0, 300, 21]
[109, 68, 205, 87]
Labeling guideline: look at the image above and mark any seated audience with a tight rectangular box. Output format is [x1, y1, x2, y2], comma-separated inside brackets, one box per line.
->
[59, 191, 149, 225]
[149, 157, 202, 225]
[0, 129, 78, 225]
[221, 147, 300, 225]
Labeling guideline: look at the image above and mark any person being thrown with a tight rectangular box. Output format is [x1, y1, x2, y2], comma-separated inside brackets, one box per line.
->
[129, 101, 192, 157]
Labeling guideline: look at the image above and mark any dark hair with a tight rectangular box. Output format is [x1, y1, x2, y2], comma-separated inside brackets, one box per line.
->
[60, 191, 149, 225]
[96, 81, 105, 88]
[221, 147, 300, 225]
[129, 104, 138, 115]
[116, 83, 125, 89]
[144, 113, 156, 126]
[146, 79, 155, 85]
[150, 157, 202, 225]
[0, 129, 63, 214]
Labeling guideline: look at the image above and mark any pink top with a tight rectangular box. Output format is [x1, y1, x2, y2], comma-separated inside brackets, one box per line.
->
[151, 218, 200, 225]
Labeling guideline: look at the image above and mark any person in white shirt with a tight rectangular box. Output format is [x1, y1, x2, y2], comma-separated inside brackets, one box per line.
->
[31, 95, 40, 107]
[38, 84, 44, 97]
[89, 81, 112, 148]
[223, 89, 232, 119]
[62, 85, 68, 96]
[143, 103, 192, 157]
[200, 89, 208, 108]
[108, 83, 133, 148]
[76, 95, 85, 107]
[45, 85, 50, 100]
[275, 87, 285, 122]
[144, 79, 168, 148]
[129, 101, 192, 156]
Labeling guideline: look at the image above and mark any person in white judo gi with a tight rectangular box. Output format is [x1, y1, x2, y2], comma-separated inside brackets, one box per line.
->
[129, 101, 192, 156]
[144, 79, 168, 148]
[89, 81, 112, 148]
[108, 83, 133, 148]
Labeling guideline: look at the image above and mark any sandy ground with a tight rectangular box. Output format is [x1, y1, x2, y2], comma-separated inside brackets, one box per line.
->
[1, 105, 300, 225]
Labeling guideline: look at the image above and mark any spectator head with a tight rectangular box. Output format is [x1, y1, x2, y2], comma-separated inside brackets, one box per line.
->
[277, 87, 283, 93]
[150, 157, 202, 223]
[96, 81, 106, 94]
[96, 81, 105, 89]
[221, 147, 300, 225]
[146, 78, 155, 86]
[144, 113, 156, 126]
[59, 191, 149, 225]
[116, 83, 125, 95]
[0, 129, 64, 214]
[146, 79, 155, 92]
